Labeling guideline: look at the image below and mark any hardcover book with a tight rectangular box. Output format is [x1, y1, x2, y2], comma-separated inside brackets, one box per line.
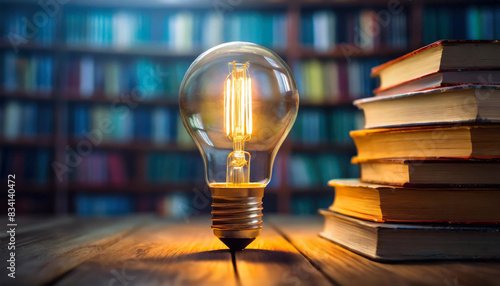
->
[371, 40, 500, 91]
[328, 179, 500, 223]
[354, 85, 500, 129]
[320, 209, 500, 261]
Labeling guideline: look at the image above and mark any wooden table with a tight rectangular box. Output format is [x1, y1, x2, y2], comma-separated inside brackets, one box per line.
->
[2, 216, 500, 286]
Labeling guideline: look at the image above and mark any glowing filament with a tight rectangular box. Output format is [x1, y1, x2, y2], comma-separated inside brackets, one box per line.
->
[224, 62, 252, 143]
[224, 61, 252, 185]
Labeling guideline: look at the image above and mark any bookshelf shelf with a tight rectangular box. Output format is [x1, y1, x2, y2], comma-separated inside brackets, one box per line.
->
[67, 140, 197, 152]
[0, 137, 55, 148]
[0, 41, 56, 53]
[13, 185, 54, 193]
[298, 46, 409, 59]
[0, 42, 201, 58]
[64, 95, 179, 107]
[61, 45, 202, 59]
[65, 96, 357, 108]
[0, 91, 55, 101]
[0, 88, 361, 109]
[291, 143, 356, 153]
[67, 183, 203, 193]
[0, 42, 288, 60]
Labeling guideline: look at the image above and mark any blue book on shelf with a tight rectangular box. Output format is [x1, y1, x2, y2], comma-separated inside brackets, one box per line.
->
[451, 7, 466, 39]
[36, 149, 50, 184]
[496, 7, 500, 38]
[481, 7, 494, 39]
[22, 102, 37, 137]
[152, 108, 171, 144]
[24, 149, 36, 181]
[192, 12, 203, 49]
[134, 108, 152, 140]
[293, 62, 305, 98]
[301, 14, 313, 46]
[163, 14, 172, 46]
[3, 53, 17, 91]
[73, 105, 89, 138]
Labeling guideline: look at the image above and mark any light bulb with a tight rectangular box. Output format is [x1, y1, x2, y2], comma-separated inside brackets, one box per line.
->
[179, 42, 299, 250]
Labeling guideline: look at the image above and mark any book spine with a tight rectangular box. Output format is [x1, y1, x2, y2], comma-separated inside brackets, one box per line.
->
[294, 59, 376, 102]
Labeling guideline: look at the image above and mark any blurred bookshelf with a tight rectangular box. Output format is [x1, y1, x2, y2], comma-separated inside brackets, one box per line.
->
[1, 0, 499, 216]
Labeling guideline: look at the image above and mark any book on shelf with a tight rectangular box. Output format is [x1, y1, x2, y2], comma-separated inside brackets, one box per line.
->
[328, 179, 500, 223]
[354, 85, 500, 129]
[75, 194, 133, 216]
[350, 124, 500, 161]
[3, 8, 286, 52]
[1, 52, 54, 94]
[290, 109, 364, 146]
[371, 40, 500, 93]
[68, 152, 129, 185]
[354, 158, 500, 186]
[63, 57, 190, 99]
[292, 195, 333, 216]
[301, 9, 407, 51]
[62, 10, 287, 50]
[2, 9, 56, 45]
[319, 209, 500, 261]
[294, 59, 381, 103]
[68, 152, 204, 186]
[69, 104, 184, 144]
[288, 154, 358, 188]
[0, 148, 52, 185]
[157, 192, 193, 218]
[266, 155, 282, 189]
[146, 153, 203, 184]
[2, 100, 53, 140]
[423, 5, 500, 45]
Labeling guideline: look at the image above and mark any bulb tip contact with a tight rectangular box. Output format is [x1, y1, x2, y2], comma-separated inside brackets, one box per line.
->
[219, 238, 255, 251]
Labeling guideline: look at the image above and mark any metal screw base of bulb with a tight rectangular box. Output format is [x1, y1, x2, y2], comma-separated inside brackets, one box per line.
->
[210, 186, 264, 251]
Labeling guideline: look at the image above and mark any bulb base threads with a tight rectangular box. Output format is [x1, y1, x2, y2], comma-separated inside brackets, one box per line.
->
[210, 186, 264, 251]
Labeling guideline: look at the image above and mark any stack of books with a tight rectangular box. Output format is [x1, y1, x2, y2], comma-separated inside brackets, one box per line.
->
[320, 40, 500, 261]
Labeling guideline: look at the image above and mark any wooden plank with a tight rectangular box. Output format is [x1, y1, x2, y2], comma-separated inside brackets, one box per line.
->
[272, 216, 500, 286]
[55, 217, 332, 286]
[1, 216, 145, 285]
[54, 217, 237, 286]
[234, 221, 332, 286]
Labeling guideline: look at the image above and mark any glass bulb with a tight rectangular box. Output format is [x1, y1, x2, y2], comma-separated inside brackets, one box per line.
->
[179, 42, 299, 250]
